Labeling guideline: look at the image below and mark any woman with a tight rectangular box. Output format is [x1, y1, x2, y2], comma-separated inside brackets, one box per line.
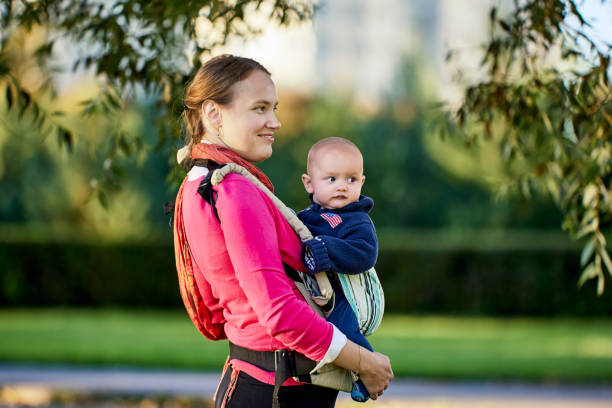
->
[174, 54, 393, 408]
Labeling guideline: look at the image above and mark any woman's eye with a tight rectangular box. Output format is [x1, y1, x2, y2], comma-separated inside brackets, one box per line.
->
[255, 106, 266, 112]
[326, 177, 335, 183]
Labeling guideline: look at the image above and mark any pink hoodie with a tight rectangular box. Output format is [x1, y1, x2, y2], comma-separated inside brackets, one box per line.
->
[181, 172, 334, 384]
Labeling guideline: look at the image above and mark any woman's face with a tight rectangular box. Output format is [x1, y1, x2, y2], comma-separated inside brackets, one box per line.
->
[216, 70, 281, 162]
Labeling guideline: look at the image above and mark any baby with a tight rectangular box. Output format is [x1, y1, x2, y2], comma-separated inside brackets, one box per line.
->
[298, 137, 377, 402]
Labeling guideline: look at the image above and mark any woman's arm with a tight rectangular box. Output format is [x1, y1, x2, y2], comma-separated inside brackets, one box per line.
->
[333, 340, 394, 400]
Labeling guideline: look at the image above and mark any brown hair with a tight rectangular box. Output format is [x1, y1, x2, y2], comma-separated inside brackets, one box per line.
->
[183, 54, 271, 145]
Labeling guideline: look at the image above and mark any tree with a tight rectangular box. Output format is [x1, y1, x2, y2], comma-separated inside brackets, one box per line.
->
[443, 0, 612, 293]
[0, 0, 312, 200]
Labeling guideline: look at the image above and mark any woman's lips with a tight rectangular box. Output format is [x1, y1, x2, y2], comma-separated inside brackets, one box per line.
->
[259, 134, 275, 142]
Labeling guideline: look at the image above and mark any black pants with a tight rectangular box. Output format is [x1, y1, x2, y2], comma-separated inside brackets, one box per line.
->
[214, 363, 338, 408]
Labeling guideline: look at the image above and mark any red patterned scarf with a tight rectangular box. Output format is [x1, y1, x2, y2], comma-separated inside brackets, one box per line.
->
[191, 143, 274, 192]
[173, 143, 273, 340]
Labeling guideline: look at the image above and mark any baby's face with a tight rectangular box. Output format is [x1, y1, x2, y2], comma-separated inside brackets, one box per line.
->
[303, 147, 365, 209]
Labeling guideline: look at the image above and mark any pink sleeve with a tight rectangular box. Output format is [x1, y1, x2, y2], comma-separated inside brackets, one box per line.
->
[215, 175, 333, 361]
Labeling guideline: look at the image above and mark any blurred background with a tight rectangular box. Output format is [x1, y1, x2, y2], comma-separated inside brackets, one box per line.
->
[1, 0, 612, 407]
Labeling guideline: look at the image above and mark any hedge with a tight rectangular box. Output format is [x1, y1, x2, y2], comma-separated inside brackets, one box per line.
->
[1, 242, 611, 315]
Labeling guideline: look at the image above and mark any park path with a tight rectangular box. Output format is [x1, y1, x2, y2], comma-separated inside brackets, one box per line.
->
[1, 364, 612, 407]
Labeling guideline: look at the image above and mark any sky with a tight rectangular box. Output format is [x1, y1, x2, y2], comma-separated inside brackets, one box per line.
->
[578, 0, 612, 49]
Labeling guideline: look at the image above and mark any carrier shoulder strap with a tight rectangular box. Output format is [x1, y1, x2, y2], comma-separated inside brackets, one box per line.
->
[163, 159, 221, 223]
[208, 163, 334, 306]
[194, 160, 222, 223]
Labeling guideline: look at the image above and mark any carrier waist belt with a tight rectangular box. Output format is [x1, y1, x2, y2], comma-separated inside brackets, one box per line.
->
[228, 342, 317, 408]
[228, 342, 316, 373]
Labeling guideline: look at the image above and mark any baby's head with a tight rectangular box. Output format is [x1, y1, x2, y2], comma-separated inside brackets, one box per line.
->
[302, 137, 365, 209]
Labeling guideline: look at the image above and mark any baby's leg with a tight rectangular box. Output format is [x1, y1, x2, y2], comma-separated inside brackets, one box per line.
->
[327, 293, 373, 351]
[326, 294, 372, 402]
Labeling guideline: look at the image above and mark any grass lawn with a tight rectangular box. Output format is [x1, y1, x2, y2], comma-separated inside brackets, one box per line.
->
[1, 309, 611, 383]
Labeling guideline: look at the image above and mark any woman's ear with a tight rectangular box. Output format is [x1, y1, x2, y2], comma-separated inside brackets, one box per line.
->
[301, 174, 314, 194]
[201, 100, 222, 131]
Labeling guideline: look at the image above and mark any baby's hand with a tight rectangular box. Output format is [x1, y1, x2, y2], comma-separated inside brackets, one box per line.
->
[302, 246, 317, 274]
[301, 237, 330, 274]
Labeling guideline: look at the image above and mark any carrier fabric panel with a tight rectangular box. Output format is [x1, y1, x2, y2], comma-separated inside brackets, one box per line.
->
[337, 267, 385, 336]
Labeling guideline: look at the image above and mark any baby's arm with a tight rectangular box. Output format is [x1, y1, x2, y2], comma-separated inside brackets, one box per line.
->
[302, 220, 377, 275]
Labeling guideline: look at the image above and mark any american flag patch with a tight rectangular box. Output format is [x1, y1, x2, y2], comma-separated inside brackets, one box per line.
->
[321, 213, 342, 228]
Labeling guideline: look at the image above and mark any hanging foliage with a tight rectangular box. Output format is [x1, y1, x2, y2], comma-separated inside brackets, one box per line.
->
[0, 0, 313, 195]
[443, 0, 612, 293]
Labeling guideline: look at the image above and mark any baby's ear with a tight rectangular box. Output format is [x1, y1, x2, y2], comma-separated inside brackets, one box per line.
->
[361, 175, 366, 185]
[301, 174, 314, 193]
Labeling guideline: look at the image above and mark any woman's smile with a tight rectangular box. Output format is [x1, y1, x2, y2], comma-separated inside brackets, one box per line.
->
[259, 133, 275, 143]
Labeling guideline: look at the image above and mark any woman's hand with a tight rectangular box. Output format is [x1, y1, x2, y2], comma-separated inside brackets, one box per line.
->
[358, 349, 393, 400]
[333, 340, 394, 400]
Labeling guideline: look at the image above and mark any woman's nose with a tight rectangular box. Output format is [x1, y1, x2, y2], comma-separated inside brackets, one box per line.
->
[267, 112, 281, 130]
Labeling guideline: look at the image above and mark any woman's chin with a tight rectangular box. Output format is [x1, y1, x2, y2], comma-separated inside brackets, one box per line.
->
[250, 146, 273, 162]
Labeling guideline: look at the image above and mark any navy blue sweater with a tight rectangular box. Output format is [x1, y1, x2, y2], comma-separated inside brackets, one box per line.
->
[298, 195, 378, 275]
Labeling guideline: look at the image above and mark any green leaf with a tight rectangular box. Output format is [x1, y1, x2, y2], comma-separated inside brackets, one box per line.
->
[57, 127, 73, 152]
[520, 178, 532, 198]
[575, 218, 596, 239]
[110, 164, 126, 180]
[19, 89, 31, 107]
[546, 178, 560, 203]
[540, 110, 553, 133]
[104, 92, 121, 110]
[118, 135, 131, 156]
[597, 274, 604, 296]
[97, 191, 108, 209]
[578, 263, 597, 287]
[580, 237, 596, 267]
[562, 119, 578, 143]
[34, 41, 54, 59]
[5, 86, 13, 108]
[17, 89, 32, 118]
[0, 61, 10, 77]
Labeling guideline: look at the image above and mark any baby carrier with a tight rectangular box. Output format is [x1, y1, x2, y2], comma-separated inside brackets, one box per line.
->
[209, 163, 385, 336]
[172, 161, 385, 407]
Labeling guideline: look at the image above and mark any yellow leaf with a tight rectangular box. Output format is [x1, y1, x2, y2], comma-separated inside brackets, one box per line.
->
[582, 184, 598, 208]
[600, 247, 612, 277]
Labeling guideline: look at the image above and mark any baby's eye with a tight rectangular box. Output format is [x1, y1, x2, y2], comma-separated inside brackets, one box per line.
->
[326, 177, 336, 183]
[348, 177, 356, 183]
